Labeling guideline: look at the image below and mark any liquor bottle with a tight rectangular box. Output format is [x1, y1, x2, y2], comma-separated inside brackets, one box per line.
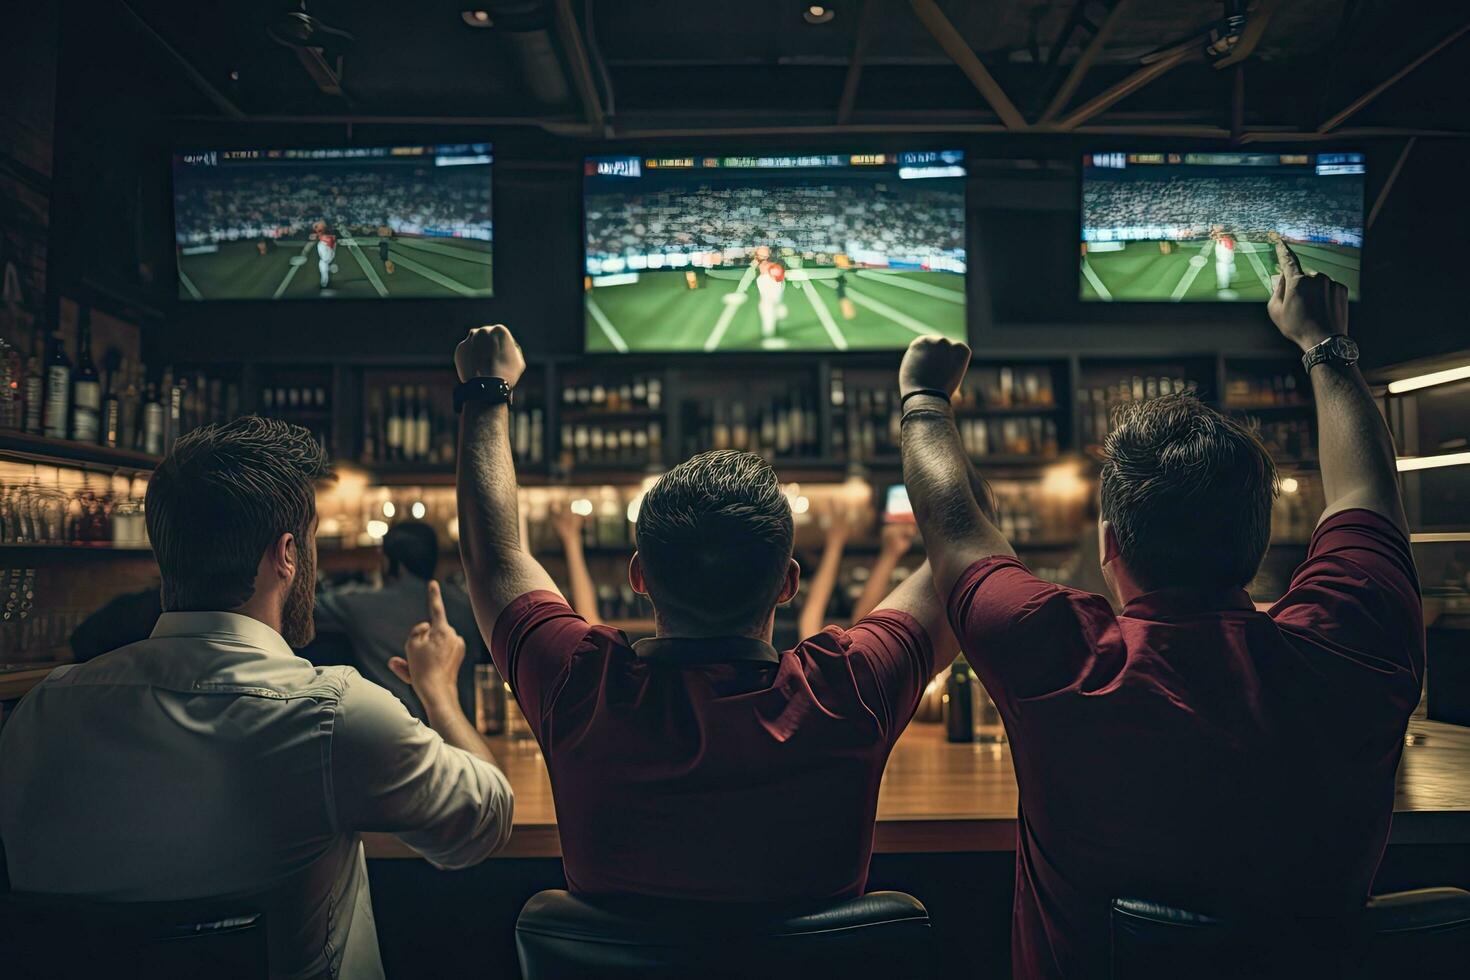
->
[142, 377, 165, 456]
[0, 331, 19, 431]
[22, 326, 44, 434]
[43, 329, 72, 439]
[102, 357, 122, 448]
[119, 361, 140, 451]
[363, 388, 381, 462]
[414, 385, 431, 461]
[386, 385, 403, 461]
[944, 657, 976, 743]
[165, 370, 185, 452]
[70, 312, 102, 443]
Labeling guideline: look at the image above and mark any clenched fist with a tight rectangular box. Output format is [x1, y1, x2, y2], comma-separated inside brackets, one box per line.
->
[389, 581, 467, 706]
[1267, 241, 1348, 352]
[899, 335, 972, 400]
[455, 324, 526, 387]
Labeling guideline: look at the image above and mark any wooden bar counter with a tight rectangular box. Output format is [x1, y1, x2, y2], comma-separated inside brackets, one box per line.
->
[364, 714, 1470, 859]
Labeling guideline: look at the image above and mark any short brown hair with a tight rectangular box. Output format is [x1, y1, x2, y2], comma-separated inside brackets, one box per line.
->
[145, 416, 329, 611]
[1101, 394, 1277, 591]
[635, 450, 794, 633]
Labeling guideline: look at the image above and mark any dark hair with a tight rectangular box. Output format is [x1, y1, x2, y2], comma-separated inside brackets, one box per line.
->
[635, 450, 794, 633]
[383, 521, 439, 580]
[1101, 393, 1277, 591]
[145, 416, 330, 612]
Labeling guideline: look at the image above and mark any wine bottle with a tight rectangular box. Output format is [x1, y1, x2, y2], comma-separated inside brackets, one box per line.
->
[944, 657, 976, 743]
[70, 311, 101, 443]
[142, 377, 165, 456]
[414, 384, 431, 461]
[385, 385, 403, 461]
[43, 329, 72, 439]
[102, 357, 122, 448]
[0, 332, 19, 431]
[119, 361, 141, 451]
[22, 325, 44, 434]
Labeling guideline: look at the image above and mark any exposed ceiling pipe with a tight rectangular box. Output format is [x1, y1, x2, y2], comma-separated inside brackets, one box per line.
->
[485, 0, 572, 105]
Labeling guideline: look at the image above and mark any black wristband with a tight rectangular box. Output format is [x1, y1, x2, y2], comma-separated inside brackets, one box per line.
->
[900, 388, 952, 407]
[454, 377, 514, 414]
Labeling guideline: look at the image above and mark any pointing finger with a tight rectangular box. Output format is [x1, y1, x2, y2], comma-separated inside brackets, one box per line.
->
[1275, 240, 1302, 281]
[426, 580, 449, 628]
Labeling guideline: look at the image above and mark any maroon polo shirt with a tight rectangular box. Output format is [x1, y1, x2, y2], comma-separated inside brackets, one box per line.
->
[948, 509, 1424, 979]
[490, 595, 934, 902]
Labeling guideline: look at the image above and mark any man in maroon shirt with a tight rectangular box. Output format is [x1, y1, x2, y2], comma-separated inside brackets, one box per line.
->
[900, 243, 1422, 978]
[444, 325, 956, 903]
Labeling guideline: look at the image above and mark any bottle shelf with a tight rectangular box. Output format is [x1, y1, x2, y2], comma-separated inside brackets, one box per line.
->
[0, 432, 160, 472]
[0, 542, 153, 554]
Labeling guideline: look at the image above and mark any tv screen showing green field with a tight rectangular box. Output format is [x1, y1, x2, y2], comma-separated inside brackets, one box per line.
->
[583, 151, 966, 352]
[173, 144, 492, 300]
[1080, 151, 1364, 302]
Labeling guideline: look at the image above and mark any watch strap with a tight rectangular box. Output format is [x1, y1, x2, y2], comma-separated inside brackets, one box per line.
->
[1301, 335, 1356, 373]
[900, 387, 952, 408]
[454, 377, 514, 413]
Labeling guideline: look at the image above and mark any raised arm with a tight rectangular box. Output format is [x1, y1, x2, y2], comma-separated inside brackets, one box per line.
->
[898, 336, 1015, 598]
[797, 509, 850, 639]
[550, 506, 603, 625]
[454, 325, 563, 645]
[851, 523, 916, 622]
[1268, 242, 1407, 536]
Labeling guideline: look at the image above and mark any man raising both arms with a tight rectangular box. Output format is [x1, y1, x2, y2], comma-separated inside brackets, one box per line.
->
[899, 240, 1421, 978]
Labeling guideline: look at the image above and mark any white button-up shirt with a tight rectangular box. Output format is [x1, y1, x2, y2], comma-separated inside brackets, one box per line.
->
[0, 611, 514, 979]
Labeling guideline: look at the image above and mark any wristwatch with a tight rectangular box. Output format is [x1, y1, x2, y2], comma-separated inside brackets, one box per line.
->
[1301, 335, 1359, 373]
[453, 377, 514, 413]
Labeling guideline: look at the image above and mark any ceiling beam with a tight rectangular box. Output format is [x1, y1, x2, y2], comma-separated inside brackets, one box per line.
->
[1040, 0, 1134, 124]
[837, 0, 878, 125]
[1213, 0, 1283, 69]
[552, 0, 606, 132]
[1051, 47, 1195, 131]
[118, 0, 245, 119]
[1318, 19, 1470, 133]
[1366, 138, 1416, 231]
[908, 0, 1027, 129]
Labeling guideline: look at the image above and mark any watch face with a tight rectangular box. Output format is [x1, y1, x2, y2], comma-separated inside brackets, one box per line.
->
[1329, 336, 1360, 361]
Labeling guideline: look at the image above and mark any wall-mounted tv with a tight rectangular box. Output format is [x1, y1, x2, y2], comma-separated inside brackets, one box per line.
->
[583, 150, 967, 353]
[173, 144, 493, 301]
[1080, 151, 1364, 303]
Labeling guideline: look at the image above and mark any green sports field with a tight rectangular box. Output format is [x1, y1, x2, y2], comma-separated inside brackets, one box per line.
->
[177, 236, 493, 300]
[584, 264, 966, 353]
[1080, 239, 1361, 302]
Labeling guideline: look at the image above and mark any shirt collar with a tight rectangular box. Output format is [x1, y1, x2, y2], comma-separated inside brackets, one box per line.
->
[1122, 587, 1256, 622]
[633, 635, 781, 666]
[150, 611, 297, 658]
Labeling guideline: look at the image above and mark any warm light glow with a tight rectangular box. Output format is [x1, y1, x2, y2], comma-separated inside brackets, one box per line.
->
[570, 497, 594, 517]
[1396, 452, 1470, 472]
[411, 501, 427, 519]
[366, 520, 389, 539]
[793, 495, 811, 515]
[1387, 364, 1470, 394]
[382, 501, 396, 518]
[1280, 477, 1299, 494]
[809, 5, 826, 15]
[472, 9, 489, 20]
[447, 517, 460, 541]
[627, 494, 644, 523]
[1040, 460, 1089, 502]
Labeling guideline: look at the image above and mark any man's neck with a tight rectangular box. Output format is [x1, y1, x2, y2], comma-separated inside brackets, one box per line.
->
[652, 614, 775, 644]
[230, 596, 284, 638]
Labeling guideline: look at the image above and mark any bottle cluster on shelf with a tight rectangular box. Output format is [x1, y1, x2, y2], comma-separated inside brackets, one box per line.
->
[1224, 371, 1305, 407]
[0, 478, 148, 548]
[953, 365, 1057, 410]
[958, 416, 1060, 458]
[681, 391, 820, 461]
[1, 317, 239, 456]
[362, 384, 448, 465]
[561, 420, 661, 468]
[1250, 417, 1317, 462]
[261, 382, 332, 454]
[561, 376, 663, 414]
[1078, 375, 1200, 447]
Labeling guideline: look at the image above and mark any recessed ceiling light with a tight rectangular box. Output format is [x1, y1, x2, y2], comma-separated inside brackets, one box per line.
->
[804, 5, 835, 25]
[461, 9, 493, 28]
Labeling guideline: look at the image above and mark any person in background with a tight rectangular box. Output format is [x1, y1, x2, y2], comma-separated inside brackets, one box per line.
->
[316, 520, 484, 721]
[899, 242, 1421, 978]
[451, 324, 958, 904]
[0, 417, 514, 980]
[796, 518, 921, 641]
[69, 582, 162, 662]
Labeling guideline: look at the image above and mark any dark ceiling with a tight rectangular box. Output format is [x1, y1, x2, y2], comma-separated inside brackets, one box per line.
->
[111, 1, 1470, 139]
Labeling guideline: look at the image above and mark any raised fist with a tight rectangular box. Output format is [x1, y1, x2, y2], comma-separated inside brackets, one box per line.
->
[454, 324, 526, 387]
[899, 335, 972, 400]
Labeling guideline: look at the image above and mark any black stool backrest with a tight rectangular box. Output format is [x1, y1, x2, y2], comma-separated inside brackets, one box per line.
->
[515, 889, 933, 980]
[1111, 888, 1470, 980]
[1, 889, 270, 980]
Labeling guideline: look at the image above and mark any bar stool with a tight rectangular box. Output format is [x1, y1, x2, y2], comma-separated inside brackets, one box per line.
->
[0, 889, 270, 980]
[1109, 887, 1470, 979]
[515, 889, 934, 980]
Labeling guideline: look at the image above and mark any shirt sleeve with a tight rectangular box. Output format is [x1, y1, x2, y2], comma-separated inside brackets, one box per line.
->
[1269, 508, 1424, 691]
[491, 590, 609, 729]
[813, 609, 935, 742]
[946, 556, 1118, 710]
[330, 672, 514, 870]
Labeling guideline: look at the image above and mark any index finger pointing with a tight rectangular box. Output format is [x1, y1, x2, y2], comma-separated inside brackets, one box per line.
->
[1275, 240, 1302, 280]
[426, 580, 448, 628]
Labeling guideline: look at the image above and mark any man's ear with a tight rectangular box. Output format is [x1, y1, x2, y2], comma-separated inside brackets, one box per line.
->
[776, 559, 800, 605]
[273, 531, 298, 582]
[1100, 520, 1121, 566]
[628, 552, 648, 596]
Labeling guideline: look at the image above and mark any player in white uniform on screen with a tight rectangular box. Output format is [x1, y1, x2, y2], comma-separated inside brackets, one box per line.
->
[311, 221, 338, 290]
[1211, 225, 1237, 295]
[756, 260, 787, 347]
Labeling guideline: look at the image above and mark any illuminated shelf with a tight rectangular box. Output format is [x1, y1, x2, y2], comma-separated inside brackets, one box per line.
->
[0, 432, 160, 472]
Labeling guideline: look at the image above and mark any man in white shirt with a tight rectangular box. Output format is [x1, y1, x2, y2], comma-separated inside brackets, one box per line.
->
[0, 416, 513, 979]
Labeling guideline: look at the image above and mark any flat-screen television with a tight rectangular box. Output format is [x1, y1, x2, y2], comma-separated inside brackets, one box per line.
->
[1080, 151, 1364, 303]
[583, 150, 967, 352]
[173, 144, 493, 301]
